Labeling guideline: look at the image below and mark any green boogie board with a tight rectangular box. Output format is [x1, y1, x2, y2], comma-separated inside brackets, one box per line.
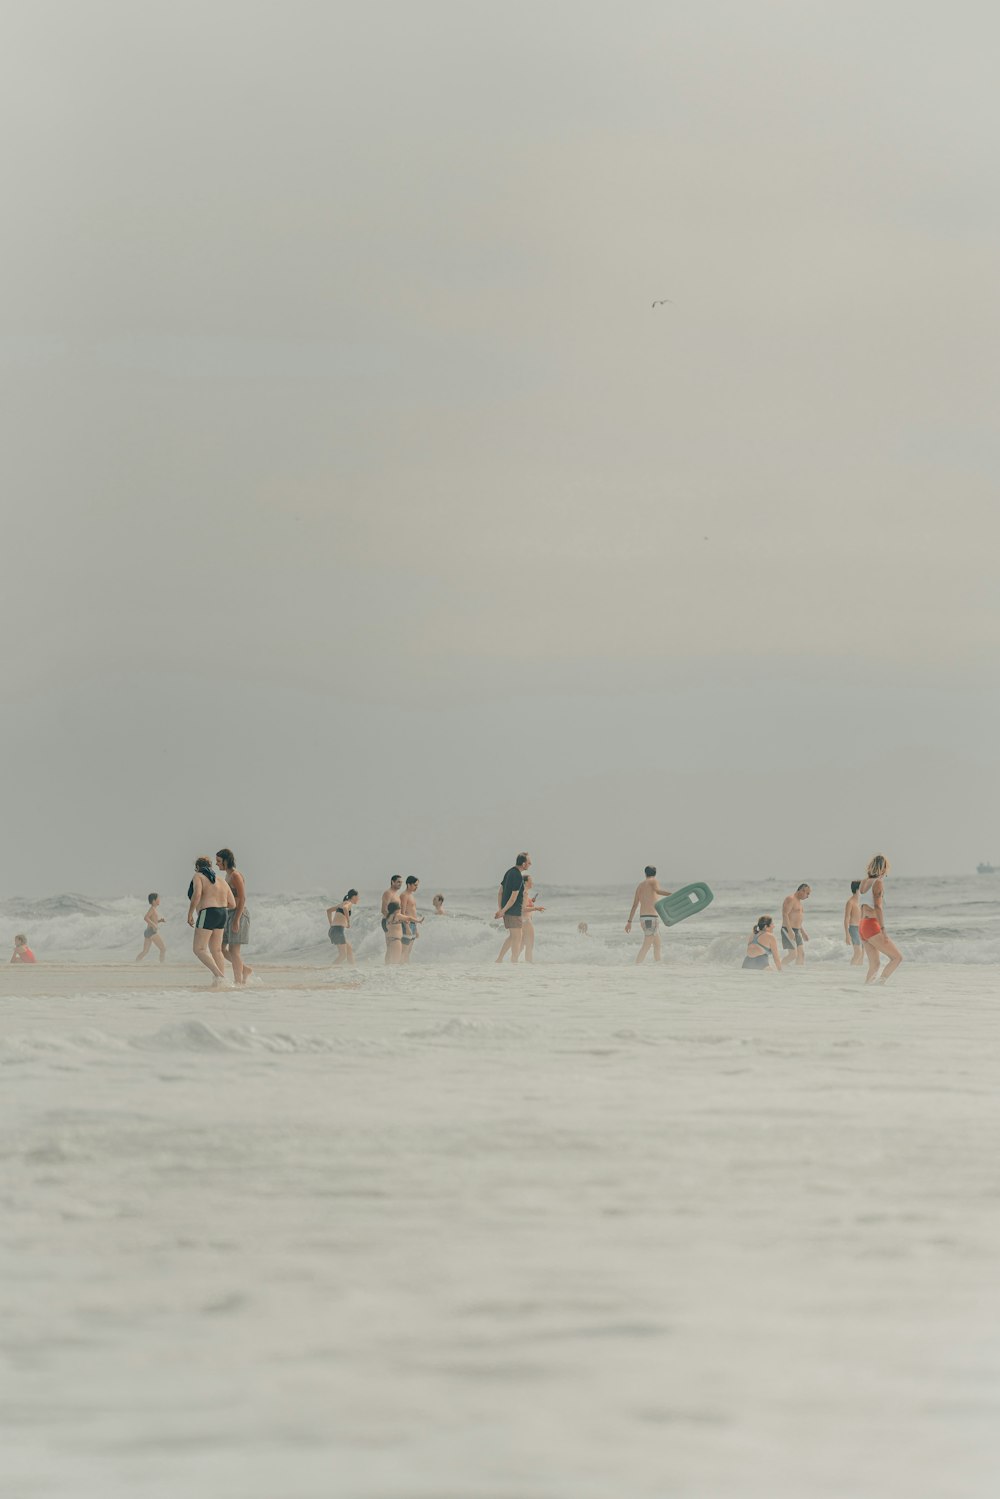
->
[655, 882, 714, 927]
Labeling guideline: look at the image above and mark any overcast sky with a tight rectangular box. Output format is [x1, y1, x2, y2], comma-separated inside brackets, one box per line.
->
[2, 0, 998, 895]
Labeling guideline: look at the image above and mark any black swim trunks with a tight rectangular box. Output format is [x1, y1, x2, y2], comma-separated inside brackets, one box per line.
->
[780, 926, 803, 951]
[195, 908, 227, 931]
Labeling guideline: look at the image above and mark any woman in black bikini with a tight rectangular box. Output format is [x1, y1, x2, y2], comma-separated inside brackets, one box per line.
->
[742, 916, 783, 972]
[326, 889, 359, 965]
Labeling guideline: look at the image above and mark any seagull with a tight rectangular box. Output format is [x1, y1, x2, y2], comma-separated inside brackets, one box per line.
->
[651, 299, 673, 308]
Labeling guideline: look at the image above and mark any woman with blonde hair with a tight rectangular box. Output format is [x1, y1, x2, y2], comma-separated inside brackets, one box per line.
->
[858, 854, 903, 984]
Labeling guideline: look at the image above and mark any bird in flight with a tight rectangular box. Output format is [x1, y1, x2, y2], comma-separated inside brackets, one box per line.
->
[651, 299, 673, 308]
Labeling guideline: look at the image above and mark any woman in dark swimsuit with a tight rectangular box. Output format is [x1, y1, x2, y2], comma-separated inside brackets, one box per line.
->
[742, 916, 782, 972]
[326, 889, 359, 965]
[384, 901, 405, 965]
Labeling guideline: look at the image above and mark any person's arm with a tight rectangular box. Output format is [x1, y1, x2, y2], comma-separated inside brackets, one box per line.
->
[844, 899, 852, 942]
[10, 950, 18, 964]
[187, 875, 202, 926]
[224, 883, 236, 910]
[766, 934, 784, 969]
[626, 888, 640, 931]
[781, 897, 792, 933]
[655, 885, 673, 899]
[326, 906, 337, 923]
[229, 871, 246, 924]
[872, 877, 884, 928]
[496, 881, 518, 918]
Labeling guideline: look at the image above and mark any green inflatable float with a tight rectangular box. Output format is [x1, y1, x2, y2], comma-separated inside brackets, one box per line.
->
[655, 882, 714, 927]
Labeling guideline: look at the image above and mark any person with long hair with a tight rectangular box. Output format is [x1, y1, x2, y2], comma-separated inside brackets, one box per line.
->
[858, 854, 903, 983]
[520, 876, 546, 963]
[326, 889, 359, 965]
[383, 900, 406, 965]
[742, 916, 783, 971]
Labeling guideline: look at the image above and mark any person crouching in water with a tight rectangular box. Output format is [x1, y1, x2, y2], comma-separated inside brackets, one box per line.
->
[136, 893, 166, 963]
[11, 934, 36, 964]
[326, 889, 359, 965]
[187, 856, 235, 987]
[384, 900, 406, 965]
[742, 916, 783, 971]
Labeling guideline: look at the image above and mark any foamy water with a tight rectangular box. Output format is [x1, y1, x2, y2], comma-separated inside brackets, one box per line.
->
[2, 878, 999, 1496]
[5, 875, 999, 966]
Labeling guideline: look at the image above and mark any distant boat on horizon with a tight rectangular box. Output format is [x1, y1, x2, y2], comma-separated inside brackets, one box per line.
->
[976, 862, 998, 875]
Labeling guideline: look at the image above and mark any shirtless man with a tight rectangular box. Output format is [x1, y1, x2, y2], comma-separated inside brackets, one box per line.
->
[844, 880, 864, 967]
[400, 875, 424, 963]
[780, 883, 811, 966]
[217, 848, 253, 986]
[187, 855, 235, 987]
[381, 875, 403, 957]
[625, 866, 673, 964]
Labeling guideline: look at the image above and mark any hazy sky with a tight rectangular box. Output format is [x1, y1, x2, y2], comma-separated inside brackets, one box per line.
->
[2, 0, 998, 894]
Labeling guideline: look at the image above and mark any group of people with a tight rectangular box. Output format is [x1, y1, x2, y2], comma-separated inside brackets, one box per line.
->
[23, 847, 898, 985]
[166, 849, 253, 989]
[325, 878, 451, 965]
[741, 857, 904, 983]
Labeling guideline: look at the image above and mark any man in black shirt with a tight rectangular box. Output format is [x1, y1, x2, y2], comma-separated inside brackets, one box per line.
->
[495, 852, 531, 963]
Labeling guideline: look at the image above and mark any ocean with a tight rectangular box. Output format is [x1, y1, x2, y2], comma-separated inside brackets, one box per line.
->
[2, 876, 999, 1497]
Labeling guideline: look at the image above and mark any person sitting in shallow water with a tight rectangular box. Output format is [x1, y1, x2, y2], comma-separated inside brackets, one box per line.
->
[742, 916, 783, 972]
[432, 893, 448, 915]
[11, 933, 36, 964]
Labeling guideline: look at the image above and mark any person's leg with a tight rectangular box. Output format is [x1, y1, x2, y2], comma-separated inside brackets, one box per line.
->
[495, 934, 513, 964]
[862, 938, 881, 983]
[509, 927, 525, 963]
[193, 930, 224, 980]
[135, 938, 152, 962]
[523, 925, 534, 962]
[652, 929, 663, 961]
[851, 941, 864, 967]
[871, 933, 903, 982]
[152, 934, 166, 963]
[635, 929, 654, 964]
[228, 942, 245, 986]
[208, 930, 227, 984]
[343, 941, 354, 966]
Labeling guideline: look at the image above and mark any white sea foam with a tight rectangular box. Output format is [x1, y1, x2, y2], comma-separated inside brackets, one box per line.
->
[3, 876, 997, 966]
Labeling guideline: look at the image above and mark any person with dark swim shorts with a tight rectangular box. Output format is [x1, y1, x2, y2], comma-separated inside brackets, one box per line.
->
[780, 883, 811, 967]
[381, 875, 403, 957]
[187, 856, 235, 987]
[495, 853, 530, 963]
[400, 876, 424, 964]
[742, 916, 783, 971]
[326, 889, 359, 965]
[136, 893, 166, 963]
[844, 881, 864, 967]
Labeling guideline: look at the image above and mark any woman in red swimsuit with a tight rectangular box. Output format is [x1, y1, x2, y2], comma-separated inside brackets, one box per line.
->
[858, 854, 903, 984]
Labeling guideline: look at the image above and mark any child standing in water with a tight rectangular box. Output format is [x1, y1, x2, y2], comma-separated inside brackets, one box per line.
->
[843, 881, 863, 967]
[136, 893, 166, 963]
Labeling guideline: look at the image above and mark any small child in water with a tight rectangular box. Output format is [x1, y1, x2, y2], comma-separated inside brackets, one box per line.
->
[136, 894, 167, 963]
[11, 934, 36, 964]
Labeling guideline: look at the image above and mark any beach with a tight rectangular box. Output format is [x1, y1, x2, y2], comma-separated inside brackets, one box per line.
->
[3, 920, 1000, 1497]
